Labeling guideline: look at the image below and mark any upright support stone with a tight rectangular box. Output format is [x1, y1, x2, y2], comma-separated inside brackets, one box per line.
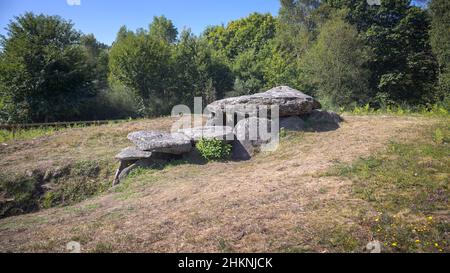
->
[112, 160, 134, 186]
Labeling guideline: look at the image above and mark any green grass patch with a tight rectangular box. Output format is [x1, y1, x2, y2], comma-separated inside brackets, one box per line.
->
[325, 122, 449, 252]
[0, 127, 59, 142]
[343, 103, 450, 117]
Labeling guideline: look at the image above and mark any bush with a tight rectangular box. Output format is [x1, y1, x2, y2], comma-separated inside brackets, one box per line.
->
[0, 160, 113, 218]
[0, 173, 41, 218]
[76, 85, 143, 121]
[196, 138, 232, 161]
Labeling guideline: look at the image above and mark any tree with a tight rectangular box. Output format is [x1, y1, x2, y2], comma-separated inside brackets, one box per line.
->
[0, 13, 96, 122]
[204, 13, 276, 61]
[276, 0, 325, 58]
[81, 34, 109, 90]
[327, 0, 438, 104]
[109, 28, 174, 116]
[301, 14, 371, 106]
[429, 0, 450, 100]
[203, 13, 277, 95]
[149, 16, 178, 44]
[173, 29, 233, 105]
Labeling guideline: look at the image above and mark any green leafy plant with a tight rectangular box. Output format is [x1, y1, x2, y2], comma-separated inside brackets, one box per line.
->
[196, 138, 232, 161]
[433, 128, 444, 144]
[279, 127, 287, 138]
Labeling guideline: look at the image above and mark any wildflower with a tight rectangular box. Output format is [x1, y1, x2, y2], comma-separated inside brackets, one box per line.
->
[375, 218, 379, 222]
[392, 242, 398, 247]
[415, 240, 420, 243]
[427, 216, 433, 221]
[434, 243, 439, 247]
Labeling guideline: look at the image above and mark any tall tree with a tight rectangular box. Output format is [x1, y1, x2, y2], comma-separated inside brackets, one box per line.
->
[429, 0, 450, 100]
[109, 28, 174, 116]
[328, 0, 438, 104]
[149, 16, 178, 44]
[302, 14, 371, 106]
[0, 13, 96, 122]
[173, 29, 233, 105]
[81, 34, 109, 90]
[203, 13, 277, 94]
[277, 0, 323, 58]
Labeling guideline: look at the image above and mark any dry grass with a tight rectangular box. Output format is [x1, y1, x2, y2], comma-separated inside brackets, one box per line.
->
[0, 117, 181, 174]
[0, 115, 444, 252]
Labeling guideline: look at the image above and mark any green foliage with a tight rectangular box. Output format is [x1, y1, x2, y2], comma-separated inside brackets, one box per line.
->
[149, 15, 178, 44]
[347, 102, 450, 117]
[109, 18, 233, 116]
[109, 25, 174, 116]
[1, 2, 448, 122]
[203, 13, 277, 95]
[0, 173, 40, 218]
[301, 13, 371, 106]
[80, 33, 109, 90]
[173, 29, 234, 105]
[0, 13, 98, 123]
[204, 13, 276, 61]
[277, 0, 322, 55]
[76, 84, 142, 120]
[0, 160, 113, 218]
[433, 128, 444, 144]
[196, 138, 232, 161]
[0, 127, 58, 143]
[429, 0, 450, 100]
[332, 0, 438, 104]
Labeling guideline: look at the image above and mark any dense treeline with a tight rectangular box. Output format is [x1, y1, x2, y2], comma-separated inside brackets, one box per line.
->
[0, 0, 448, 123]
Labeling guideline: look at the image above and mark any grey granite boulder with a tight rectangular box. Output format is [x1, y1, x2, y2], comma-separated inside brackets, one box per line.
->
[232, 117, 277, 160]
[127, 131, 192, 154]
[115, 146, 153, 160]
[305, 110, 343, 125]
[179, 126, 234, 142]
[303, 110, 343, 132]
[206, 86, 321, 124]
[280, 116, 305, 131]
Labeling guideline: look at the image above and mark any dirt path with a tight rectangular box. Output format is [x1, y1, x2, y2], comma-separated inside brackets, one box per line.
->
[0, 115, 432, 252]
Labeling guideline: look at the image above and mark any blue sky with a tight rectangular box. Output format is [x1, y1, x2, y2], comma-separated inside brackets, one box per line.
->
[0, 0, 281, 45]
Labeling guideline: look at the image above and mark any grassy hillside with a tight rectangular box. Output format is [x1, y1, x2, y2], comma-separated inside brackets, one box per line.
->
[0, 115, 448, 253]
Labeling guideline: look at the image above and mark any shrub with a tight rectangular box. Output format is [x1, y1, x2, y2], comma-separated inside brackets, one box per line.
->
[196, 138, 232, 161]
[433, 128, 444, 144]
[0, 173, 40, 218]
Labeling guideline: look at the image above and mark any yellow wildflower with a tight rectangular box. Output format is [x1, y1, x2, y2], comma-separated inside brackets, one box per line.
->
[392, 242, 398, 247]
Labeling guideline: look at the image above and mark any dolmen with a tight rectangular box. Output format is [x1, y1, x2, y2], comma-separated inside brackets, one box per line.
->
[113, 126, 234, 185]
[113, 86, 343, 185]
[205, 86, 343, 159]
